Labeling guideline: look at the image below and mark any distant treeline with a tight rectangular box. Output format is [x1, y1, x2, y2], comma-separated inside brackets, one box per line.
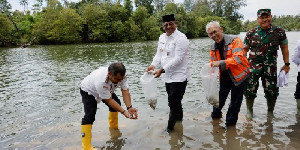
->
[0, 0, 250, 47]
[3, 0, 298, 47]
[242, 15, 300, 32]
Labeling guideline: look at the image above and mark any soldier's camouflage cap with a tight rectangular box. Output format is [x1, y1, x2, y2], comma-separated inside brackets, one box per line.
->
[257, 9, 271, 17]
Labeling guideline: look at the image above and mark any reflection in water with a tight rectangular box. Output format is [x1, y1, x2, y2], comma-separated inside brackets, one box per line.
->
[169, 122, 184, 150]
[286, 111, 300, 149]
[239, 120, 286, 149]
[211, 119, 240, 149]
[1, 32, 300, 149]
[101, 129, 125, 150]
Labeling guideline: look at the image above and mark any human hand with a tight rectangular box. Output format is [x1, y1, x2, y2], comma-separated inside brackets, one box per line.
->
[123, 111, 131, 118]
[281, 65, 290, 73]
[147, 65, 155, 72]
[210, 61, 220, 67]
[153, 69, 163, 78]
[128, 108, 138, 119]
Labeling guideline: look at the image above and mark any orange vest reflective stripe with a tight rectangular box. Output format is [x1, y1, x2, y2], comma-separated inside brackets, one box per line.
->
[210, 35, 250, 86]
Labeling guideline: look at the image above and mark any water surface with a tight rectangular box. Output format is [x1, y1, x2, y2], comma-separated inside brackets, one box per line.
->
[0, 32, 300, 149]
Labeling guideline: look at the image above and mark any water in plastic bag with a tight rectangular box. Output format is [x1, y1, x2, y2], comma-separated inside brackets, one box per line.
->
[140, 72, 158, 110]
[200, 63, 219, 108]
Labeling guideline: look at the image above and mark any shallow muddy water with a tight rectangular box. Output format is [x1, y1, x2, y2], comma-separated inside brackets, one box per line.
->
[0, 32, 300, 149]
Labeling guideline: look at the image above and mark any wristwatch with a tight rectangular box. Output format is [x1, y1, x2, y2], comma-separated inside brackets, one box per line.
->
[285, 62, 290, 66]
[127, 105, 132, 110]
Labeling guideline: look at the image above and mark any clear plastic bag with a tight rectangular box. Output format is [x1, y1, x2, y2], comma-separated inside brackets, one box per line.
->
[200, 63, 219, 108]
[140, 72, 158, 110]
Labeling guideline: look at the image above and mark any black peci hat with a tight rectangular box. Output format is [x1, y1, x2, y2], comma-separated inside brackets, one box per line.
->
[162, 14, 175, 22]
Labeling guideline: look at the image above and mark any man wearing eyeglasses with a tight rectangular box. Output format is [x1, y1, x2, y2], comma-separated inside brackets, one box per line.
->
[146, 14, 190, 132]
[244, 9, 290, 119]
[207, 21, 250, 126]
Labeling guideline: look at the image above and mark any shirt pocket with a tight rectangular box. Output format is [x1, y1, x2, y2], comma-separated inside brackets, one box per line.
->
[158, 41, 166, 53]
[270, 39, 280, 50]
[166, 42, 176, 57]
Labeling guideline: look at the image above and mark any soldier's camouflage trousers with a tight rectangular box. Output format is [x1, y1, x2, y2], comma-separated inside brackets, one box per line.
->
[244, 66, 279, 101]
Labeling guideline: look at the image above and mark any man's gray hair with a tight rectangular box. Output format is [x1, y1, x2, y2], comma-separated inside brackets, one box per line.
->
[206, 21, 221, 33]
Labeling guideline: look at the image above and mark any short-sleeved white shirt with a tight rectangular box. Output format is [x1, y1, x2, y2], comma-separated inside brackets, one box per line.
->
[80, 67, 128, 103]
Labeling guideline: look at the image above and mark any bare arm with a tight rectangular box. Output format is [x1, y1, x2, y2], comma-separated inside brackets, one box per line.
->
[280, 44, 290, 73]
[121, 89, 138, 119]
[102, 98, 132, 118]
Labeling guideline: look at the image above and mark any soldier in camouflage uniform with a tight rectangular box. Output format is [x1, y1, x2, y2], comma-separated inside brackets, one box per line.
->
[244, 9, 290, 119]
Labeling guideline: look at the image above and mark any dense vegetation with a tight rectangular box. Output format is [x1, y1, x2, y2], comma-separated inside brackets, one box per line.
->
[2, 0, 295, 47]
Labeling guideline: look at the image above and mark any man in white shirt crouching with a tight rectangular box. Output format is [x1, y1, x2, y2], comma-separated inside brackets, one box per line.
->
[80, 62, 138, 149]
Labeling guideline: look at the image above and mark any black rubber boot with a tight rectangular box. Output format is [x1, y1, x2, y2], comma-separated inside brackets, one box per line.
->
[167, 111, 179, 132]
[177, 109, 183, 121]
[267, 100, 276, 118]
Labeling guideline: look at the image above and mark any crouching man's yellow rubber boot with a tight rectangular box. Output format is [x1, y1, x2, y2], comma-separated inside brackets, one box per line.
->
[108, 112, 118, 129]
[81, 124, 95, 150]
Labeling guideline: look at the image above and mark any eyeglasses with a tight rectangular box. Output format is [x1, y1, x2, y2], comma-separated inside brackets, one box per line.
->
[163, 22, 175, 27]
[207, 30, 219, 37]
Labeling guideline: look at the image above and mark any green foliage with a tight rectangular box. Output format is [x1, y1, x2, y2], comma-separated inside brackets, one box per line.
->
[47, 8, 83, 43]
[124, 17, 143, 41]
[32, 0, 83, 44]
[164, 2, 178, 15]
[209, 0, 246, 22]
[191, 1, 213, 17]
[108, 3, 128, 22]
[134, 0, 154, 15]
[111, 20, 127, 42]
[143, 16, 162, 40]
[124, 0, 133, 16]
[153, 0, 167, 13]
[81, 4, 110, 42]
[183, 0, 194, 12]
[0, 13, 14, 46]
[132, 6, 148, 24]
[5, 0, 299, 47]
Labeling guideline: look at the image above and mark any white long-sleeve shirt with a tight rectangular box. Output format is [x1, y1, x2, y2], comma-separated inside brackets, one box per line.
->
[151, 29, 190, 83]
[80, 67, 128, 103]
[292, 40, 300, 72]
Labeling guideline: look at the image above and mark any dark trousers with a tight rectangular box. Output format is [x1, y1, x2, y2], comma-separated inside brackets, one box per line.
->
[81, 89, 121, 125]
[295, 72, 300, 99]
[165, 81, 188, 129]
[212, 73, 246, 125]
